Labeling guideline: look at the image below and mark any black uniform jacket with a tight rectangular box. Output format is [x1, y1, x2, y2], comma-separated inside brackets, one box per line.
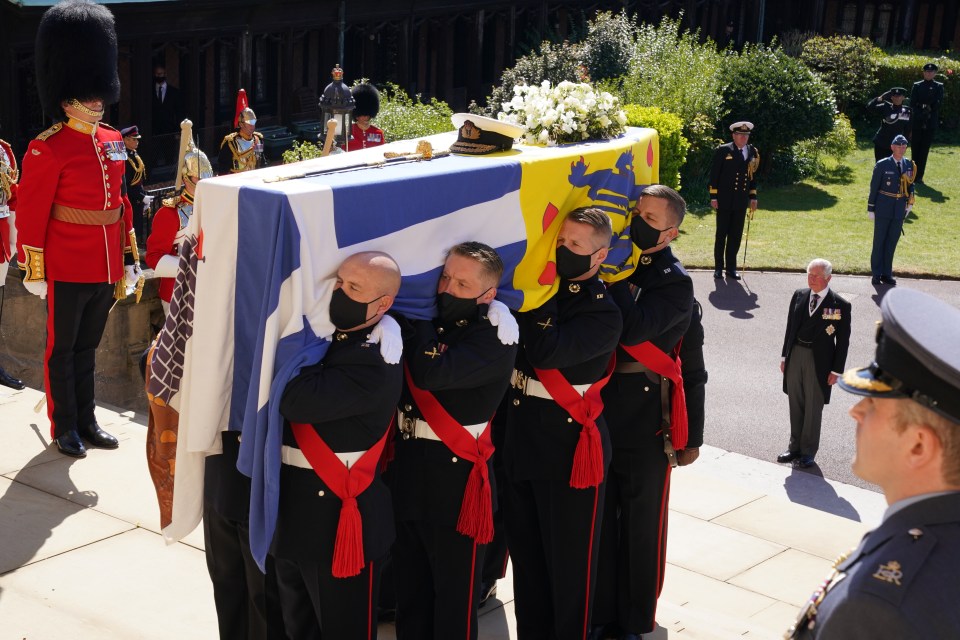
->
[606, 246, 694, 445]
[793, 492, 960, 639]
[390, 307, 517, 528]
[274, 327, 403, 562]
[909, 79, 944, 129]
[124, 148, 146, 207]
[504, 276, 622, 482]
[780, 288, 851, 404]
[866, 97, 912, 145]
[708, 141, 758, 211]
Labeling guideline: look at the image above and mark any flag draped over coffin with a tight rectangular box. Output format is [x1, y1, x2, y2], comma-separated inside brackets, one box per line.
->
[155, 127, 659, 565]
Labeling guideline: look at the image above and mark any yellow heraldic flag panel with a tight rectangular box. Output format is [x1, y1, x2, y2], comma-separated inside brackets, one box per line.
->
[513, 128, 659, 310]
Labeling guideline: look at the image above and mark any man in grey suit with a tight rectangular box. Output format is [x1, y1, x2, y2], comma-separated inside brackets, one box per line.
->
[778, 259, 851, 468]
[787, 288, 960, 639]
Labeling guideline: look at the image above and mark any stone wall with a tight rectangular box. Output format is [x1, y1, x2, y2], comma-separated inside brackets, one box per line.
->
[0, 268, 164, 414]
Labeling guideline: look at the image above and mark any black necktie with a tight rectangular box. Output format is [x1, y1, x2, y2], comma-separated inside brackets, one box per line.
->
[157, 85, 163, 102]
[809, 293, 819, 315]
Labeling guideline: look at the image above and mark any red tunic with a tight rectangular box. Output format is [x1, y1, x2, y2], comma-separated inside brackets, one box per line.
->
[343, 123, 385, 151]
[15, 120, 134, 283]
[0, 138, 17, 263]
[145, 197, 189, 303]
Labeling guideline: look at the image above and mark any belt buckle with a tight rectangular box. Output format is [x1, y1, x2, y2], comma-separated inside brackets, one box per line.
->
[513, 371, 528, 395]
[399, 415, 416, 440]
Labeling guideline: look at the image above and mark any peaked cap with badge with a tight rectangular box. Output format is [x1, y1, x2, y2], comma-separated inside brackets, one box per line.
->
[450, 114, 524, 155]
[840, 288, 960, 424]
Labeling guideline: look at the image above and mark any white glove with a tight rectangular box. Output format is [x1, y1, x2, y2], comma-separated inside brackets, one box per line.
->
[142, 195, 154, 207]
[368, 314, 403, 364]
[487, 299, 519, 345]
[153, 254, 179, 278]
[905, 204, 913, 215]
[23, 279, 47, 299]
[124, 264, 143, 296]
[868, 211, 875, 220]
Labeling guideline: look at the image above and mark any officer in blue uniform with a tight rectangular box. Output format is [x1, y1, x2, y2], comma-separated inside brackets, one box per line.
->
[867, 134, 915, 286]
[866, 87, 912, 162]
[787, 287, 960, 639]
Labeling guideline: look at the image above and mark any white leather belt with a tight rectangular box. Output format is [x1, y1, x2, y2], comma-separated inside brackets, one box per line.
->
[510, 369, 591, 400]
[281, 444, 365, 470]
[398, 411, 486, 441]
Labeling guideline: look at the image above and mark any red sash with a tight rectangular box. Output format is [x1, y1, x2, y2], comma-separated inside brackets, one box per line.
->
[403, 363, 495, 543]
[619, 341, 688, 450]
[289, 421, 392, 578]
[533, 356, 615, 489]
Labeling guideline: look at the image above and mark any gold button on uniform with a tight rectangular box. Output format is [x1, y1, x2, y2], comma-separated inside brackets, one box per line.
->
[513, 399, 520, 406]
[452, 457, 458, 463]
[318, 490, 325, 497]
[567, 417, 573, 423]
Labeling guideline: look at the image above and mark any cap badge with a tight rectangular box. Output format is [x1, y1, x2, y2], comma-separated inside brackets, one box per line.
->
[640, 255, 652, 265]
[568, 283, 581, 293]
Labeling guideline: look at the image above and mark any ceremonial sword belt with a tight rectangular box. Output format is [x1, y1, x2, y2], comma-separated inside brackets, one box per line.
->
[51, 205, 121, 225]
[510, 369, 591, 400]
[397, 411, 486, 441]
[878, 190, 907, 199]
[281, 444, 365, 470]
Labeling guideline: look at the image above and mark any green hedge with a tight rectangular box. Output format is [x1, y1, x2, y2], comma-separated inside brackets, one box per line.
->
[622, 105, 689, 190]
[870, 52, 959, 128]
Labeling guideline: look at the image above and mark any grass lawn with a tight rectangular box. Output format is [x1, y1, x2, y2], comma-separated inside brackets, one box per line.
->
[673, 141, 960, 278]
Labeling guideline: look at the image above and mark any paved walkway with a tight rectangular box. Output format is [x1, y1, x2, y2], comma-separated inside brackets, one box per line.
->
[0, 382, 886, 639]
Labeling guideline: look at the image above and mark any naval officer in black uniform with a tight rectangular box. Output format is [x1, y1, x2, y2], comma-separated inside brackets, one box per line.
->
[274, 251, 403, 640]
[708, 121, 759, 280]
[787, 287, 960, 639]
[503, 207, 623, 640]
[390, 241, 518, 640]
[909, 62, 945, 184]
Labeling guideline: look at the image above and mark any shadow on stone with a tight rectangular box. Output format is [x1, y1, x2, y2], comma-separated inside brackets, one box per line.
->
[708, 278, 760, 319]
[784, 466, 860, 522]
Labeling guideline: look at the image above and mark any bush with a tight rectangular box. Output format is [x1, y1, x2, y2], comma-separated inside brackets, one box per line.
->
[622, 105, 688, 190]
[282, 140, 324, 164]
[618, 15, 726, 131]
[680, 113, 725, 204]
[779, 29, 819, 57]
[375, 83, 455, 142]
[721, 42, 836, 175]
[581, 10, 635, 82]
[477, 40, 584, 116]
[790, 113, 858, 180]
[800, 35, 879, 113]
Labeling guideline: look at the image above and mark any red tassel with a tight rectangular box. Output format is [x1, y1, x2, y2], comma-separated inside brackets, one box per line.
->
[331, 497, 365, 578]
[671, 367, 689, 450]
[456, 461, 494, 544]
[569, 423, 604, 489]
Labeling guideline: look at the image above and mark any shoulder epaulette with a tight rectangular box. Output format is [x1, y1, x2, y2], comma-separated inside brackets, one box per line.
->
[220, 132, 238, 149]
[36, 123, 63, 141]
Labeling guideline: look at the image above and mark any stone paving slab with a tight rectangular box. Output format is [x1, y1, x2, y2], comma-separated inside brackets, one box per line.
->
[0, 528, 217, 640]
[712, 495, 869, 561]
[728, 548, 835, 607]
[666, 512, 786, 581]
[0, 474, 133, 575]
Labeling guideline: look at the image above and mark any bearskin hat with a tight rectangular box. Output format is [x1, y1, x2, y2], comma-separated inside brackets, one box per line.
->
[35, 0, 121, 121]
[351, 83, 380, 119]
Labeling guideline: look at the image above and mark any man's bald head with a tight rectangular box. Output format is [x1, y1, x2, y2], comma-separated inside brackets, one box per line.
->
[341, 251, 402, 298]
[333, 251, 401, 331]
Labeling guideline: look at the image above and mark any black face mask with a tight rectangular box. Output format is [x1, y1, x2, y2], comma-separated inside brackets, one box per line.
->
[329, 288, 381, 330]
[155, 76, 166, 84]
[437, 289, 489, 325]
[630, 216, 672, 252]
[555, 244, 597, 280]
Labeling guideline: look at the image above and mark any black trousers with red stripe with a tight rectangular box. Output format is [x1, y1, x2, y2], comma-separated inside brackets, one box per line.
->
[393, 519, 486, 640]
[274, 556, 382, 640]
[504, 476, 606, 640]
[594, 373, 672, 635]
[44, 281, 114, 438]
